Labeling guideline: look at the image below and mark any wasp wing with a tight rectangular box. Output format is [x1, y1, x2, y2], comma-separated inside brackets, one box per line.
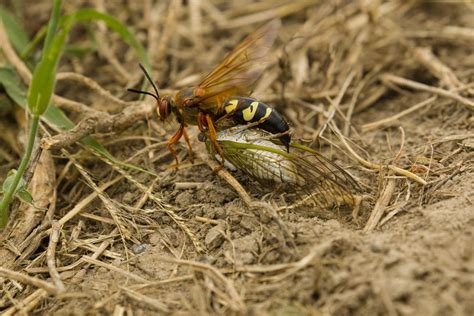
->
[191, 19, 281, 112]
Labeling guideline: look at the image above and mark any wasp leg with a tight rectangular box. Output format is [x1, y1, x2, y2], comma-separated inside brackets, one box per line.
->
[182, 127, 194, 163]
[197, 112, 207, 132]
[205, 114, 226, 165]
[167, 125, 184, 167]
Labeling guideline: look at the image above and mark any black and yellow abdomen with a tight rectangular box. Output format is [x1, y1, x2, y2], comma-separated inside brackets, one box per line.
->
[222, 97, 291, 151]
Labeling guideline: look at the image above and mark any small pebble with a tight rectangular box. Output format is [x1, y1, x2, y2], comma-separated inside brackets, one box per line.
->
[205, 221, 226, 250]
[370, 240, 388, 253]
[131, 243, 148, 254]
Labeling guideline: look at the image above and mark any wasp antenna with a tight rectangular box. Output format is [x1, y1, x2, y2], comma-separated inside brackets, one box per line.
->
[127, 88, 160, 102]
[138, 63, 161, 99]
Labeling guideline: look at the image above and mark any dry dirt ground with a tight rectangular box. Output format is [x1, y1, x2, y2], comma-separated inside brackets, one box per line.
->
[0, 1, 473, 315]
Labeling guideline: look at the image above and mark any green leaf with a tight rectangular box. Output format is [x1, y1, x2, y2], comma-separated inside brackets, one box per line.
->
[1, 169, 26, 193]
[2, 170, 17, 193]
[0, 65, 25, 106]
[1, 169, 34, 206]
[16, 187, 34, 205]
[0, 6, 29, 53]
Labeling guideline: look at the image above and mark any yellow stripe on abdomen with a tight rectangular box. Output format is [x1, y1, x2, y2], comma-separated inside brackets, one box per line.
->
[242, 101, 259, 121]
[224, 99, 239, 114]
[262, 107, 272, 120]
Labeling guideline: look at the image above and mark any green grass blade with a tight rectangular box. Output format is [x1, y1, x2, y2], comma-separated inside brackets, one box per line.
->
[27, 0, 63, 116]
[20, 26, 46, 60]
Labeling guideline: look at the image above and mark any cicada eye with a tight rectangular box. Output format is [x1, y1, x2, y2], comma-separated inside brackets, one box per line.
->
[158, 99, 170, 120]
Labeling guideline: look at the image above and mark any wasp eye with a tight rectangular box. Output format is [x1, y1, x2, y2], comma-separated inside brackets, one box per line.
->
[158, 99, 169, 120]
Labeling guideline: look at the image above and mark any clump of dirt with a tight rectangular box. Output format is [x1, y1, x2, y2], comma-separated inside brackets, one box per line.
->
[0, 0, 473, 315]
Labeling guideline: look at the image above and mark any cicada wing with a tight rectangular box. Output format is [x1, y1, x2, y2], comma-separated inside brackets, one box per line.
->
[190, 19, 281, 111]
[288, 150, 356, 209]
[213, 132, 357, 209]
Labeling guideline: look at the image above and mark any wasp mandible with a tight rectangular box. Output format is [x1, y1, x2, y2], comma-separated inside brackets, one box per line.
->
[128, 19, 290, 164]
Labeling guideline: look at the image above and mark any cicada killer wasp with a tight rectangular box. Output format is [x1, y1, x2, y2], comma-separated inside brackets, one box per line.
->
[128, 19, 290, 165]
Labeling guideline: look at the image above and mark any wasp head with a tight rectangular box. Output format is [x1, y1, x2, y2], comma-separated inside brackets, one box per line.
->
[128, 64, 171, 120]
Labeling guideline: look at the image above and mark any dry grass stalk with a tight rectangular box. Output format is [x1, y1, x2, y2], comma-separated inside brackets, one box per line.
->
[41, 99, 155, 151]
[331, 122, 427, 185]
[93, 0, 131, 85]
[382, 74, 474, 109]
[363, 178, 397, 232]
[364, 127, 406, 231]
[361, 96, 437, 131]
[201, 152, 253, 207]
[46, 221, 65, 293]
[413, 47, 464, 91]
[97, 151, 205, 252]
[55, 177, 122, 227]
[67, 152, 132, 241]
[81, 256, 150, 284]
[157, 256, 246, 312]
[56, 72, 130, 110]
[0, 268, 59, 295]
[120, 287, 170, 313]
[2, 289, 48, 316]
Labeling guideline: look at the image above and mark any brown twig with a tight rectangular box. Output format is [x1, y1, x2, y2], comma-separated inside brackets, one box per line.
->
[81, 256, 150, 283]
[361, 96, 437, 131]
[46, 221, 65, 293]
[330, 122, 427, 185]
[1, 289, 48, 316]
[363, 178, 397, 232]
[382, 73, 474, 109]
[201, 153, 253, 207]
[41, 99, 155, 151]
[56, 72, 130, 109]
[157, 256, 246, 312]
[364, 127, 405, 232]
[0, 268, 59, 295]
[120, 287, 170, 313]
[316, 70, 356, 140]
[413, 47, 464, 91]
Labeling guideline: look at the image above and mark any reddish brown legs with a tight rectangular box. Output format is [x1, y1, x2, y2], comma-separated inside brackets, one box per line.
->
[182, 127, 194, 163]
[167, 125, 184, 166]
[167, 125, 194, 166]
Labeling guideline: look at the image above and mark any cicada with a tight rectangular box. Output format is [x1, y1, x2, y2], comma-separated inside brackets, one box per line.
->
[128, 19, 290, 164]
[200, 126, 358, 209]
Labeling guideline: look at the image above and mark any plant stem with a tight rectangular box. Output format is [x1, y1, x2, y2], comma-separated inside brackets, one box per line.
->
[0, 115, 40, 227]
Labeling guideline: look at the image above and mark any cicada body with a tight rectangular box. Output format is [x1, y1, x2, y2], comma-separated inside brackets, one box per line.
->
[201, 127, 358, 209]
